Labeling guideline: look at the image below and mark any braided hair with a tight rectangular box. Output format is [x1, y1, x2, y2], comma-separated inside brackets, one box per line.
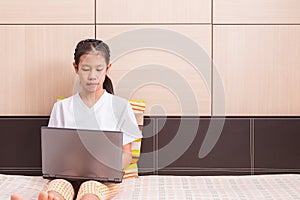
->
[74, 39, 114, 94]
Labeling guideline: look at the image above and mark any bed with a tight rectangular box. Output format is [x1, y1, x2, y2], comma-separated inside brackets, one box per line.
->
[1, 173, 299, 199]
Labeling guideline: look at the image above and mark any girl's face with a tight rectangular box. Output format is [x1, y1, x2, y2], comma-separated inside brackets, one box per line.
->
[74, 52, 111, 93]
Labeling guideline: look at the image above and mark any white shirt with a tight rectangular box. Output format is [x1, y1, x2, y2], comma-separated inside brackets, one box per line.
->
[48, 90, 143, 145]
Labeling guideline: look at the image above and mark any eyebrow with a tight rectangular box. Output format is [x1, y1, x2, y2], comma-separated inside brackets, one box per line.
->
[81, 64, 105, 67]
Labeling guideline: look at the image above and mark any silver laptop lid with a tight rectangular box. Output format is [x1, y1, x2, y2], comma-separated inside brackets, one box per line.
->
[41, 126, 123, 183]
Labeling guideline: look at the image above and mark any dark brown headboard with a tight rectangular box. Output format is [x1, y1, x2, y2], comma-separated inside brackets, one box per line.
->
[0, 116, 299, 176]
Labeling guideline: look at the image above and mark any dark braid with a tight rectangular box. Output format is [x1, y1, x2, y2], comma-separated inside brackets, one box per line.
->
[74, 39, 114, 94]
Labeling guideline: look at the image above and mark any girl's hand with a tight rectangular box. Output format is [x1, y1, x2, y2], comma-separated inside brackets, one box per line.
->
[122, 143, 132, 169]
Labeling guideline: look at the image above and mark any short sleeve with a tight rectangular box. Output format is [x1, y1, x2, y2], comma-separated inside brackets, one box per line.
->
[48, 102, 64, 128]
[119, 102, 143, 145]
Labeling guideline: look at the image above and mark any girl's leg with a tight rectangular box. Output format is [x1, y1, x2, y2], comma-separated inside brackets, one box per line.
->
[10, 191, 62, 200]
[76, 181, 109, 200]
[45, 179, 75, 200]
[10, 194, 25, 200]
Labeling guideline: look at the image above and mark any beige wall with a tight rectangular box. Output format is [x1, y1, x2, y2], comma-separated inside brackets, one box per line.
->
[0, 0, 299, 116]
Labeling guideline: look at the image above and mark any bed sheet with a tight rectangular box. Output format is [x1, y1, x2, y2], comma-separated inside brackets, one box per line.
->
[0, 174, 299, 199]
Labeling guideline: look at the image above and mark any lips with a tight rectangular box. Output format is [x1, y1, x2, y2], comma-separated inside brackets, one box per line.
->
[87, 83, 99, 86]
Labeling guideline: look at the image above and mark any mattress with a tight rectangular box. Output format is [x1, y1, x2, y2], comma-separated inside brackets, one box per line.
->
[0, 174, 299, 199]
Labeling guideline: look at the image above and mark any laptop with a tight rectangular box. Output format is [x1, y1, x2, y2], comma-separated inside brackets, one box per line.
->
[41, 126, 123, 183]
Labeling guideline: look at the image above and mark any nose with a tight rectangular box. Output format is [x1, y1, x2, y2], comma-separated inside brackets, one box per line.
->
[88, 69, 97, 80]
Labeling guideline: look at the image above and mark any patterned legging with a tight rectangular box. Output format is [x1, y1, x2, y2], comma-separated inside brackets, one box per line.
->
[44, 172, 137, 200]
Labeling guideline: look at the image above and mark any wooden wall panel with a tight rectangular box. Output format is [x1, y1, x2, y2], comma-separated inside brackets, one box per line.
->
[1, 1, 298, 116]
[0, 0, 94, 24]
[214, 0, 300, 24]
[213, 25, 300, 115]
[97, 0, 211, 23]
[97, 25, 211, 116]
[0, 25, 94, 116]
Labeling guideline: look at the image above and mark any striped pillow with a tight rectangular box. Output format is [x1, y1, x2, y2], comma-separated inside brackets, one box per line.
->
[123, 100, 146, 179]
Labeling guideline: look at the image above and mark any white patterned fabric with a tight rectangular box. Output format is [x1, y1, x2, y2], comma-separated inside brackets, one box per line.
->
[0, 174, 48, 199]
[1, 174, 299, 200]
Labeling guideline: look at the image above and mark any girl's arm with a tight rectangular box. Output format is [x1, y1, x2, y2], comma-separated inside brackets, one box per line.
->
[122, 143, 132, 169]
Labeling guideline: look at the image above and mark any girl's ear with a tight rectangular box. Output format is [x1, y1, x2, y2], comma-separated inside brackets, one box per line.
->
[106, 63, 112, 74]
[73, 62, 79, 74]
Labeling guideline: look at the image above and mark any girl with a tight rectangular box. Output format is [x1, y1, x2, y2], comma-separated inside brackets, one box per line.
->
[11, 39, 143, 200]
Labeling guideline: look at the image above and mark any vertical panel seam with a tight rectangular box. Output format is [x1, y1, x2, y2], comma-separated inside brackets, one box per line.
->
[250, 118, 255, 175]
[211, 0, 213, 24]
[211, 0, 214, 116]
[155, 117, 158, 175]
[94, 0, 97, 38]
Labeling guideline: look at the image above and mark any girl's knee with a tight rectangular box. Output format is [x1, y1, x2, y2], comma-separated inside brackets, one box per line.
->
[79, 193, 100, 200]
[77, 181, 108, 200]
[46, 179, 75, 200]
[80, 180, 108, 191]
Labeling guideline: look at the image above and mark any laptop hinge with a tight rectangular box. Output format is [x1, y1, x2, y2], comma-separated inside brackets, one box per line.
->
[114, 178, 122, 183]
[43, 174, 55, 178]
[99, 177, 108, 182]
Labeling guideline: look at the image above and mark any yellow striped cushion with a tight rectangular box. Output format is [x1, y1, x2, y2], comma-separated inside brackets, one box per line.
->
[129, 100, 146, 113]
[123, 100, 146, 177]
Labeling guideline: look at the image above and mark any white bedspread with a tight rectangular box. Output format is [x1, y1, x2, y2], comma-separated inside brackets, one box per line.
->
[0, 174, 299, 199]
